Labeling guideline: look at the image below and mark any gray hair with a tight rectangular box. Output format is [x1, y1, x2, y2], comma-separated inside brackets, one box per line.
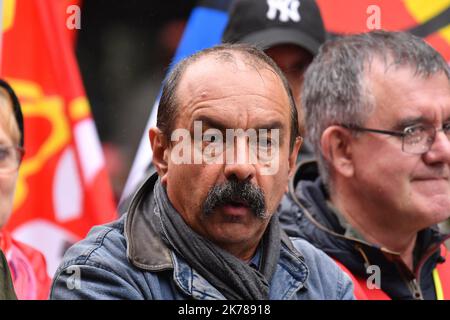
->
[157, 43, 300, 151]
[302, 30, 450, 186]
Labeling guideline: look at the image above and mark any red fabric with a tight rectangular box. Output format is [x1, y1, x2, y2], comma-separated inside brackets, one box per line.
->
[334, 245, 450, 300]
[0, 231, 51, 300]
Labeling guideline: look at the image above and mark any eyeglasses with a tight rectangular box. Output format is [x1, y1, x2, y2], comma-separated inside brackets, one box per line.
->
[0, 145, 24, 173]
[342, 123, 450, 155]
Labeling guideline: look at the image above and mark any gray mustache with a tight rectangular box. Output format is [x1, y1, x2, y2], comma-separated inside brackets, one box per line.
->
[202, 179, 266, 219]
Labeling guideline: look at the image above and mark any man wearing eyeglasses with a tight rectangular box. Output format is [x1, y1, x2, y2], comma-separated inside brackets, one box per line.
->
[279, 30, 450, 300]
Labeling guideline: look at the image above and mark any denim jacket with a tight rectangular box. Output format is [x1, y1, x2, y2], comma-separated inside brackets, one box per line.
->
[50, 174, 354, 300]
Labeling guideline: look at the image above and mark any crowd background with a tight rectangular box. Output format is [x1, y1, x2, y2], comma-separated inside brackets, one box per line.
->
[76, 1, 196, 199]
[0, 0, 449, 298]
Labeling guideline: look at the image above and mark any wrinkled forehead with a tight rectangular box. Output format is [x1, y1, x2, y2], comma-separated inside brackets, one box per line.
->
[172, 53, 293, 137]
[366, 59, 450, 125]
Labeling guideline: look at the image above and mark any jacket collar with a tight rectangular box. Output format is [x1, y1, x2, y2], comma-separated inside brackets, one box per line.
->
[124, 173, 173, 271]
[124, 172, 309, 298]
[289, 161, 450, 280]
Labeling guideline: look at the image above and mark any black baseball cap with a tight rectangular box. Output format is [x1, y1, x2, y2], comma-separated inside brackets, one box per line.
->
[222, 0, 327, 55]
[0, 79, 24, 147]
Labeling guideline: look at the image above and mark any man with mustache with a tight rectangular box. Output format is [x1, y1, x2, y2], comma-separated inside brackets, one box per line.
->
[222, 0, 327, 157]
[0, 250, 16, 299]
[279, 31, 450, 299]
[50, 44, 354, 300]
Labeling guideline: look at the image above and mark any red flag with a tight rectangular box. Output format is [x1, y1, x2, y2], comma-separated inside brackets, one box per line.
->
[1, 0, 117, 276]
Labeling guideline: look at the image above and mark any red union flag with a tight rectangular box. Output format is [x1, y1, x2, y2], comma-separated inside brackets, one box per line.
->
[1, 0, 117, 276]
[317, 0, 450, 62]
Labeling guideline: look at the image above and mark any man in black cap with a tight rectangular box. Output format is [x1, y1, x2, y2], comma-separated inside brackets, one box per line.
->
[222, 0, 326, 149]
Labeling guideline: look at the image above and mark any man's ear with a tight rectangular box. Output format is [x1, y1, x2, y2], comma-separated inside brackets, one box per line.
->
[149, 128, 169, 184]
[288, 136, 303, 178]
[320, 126, 354, 178]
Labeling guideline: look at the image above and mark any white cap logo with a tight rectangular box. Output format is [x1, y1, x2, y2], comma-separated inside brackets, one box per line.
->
[266, 0, 301, 23]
